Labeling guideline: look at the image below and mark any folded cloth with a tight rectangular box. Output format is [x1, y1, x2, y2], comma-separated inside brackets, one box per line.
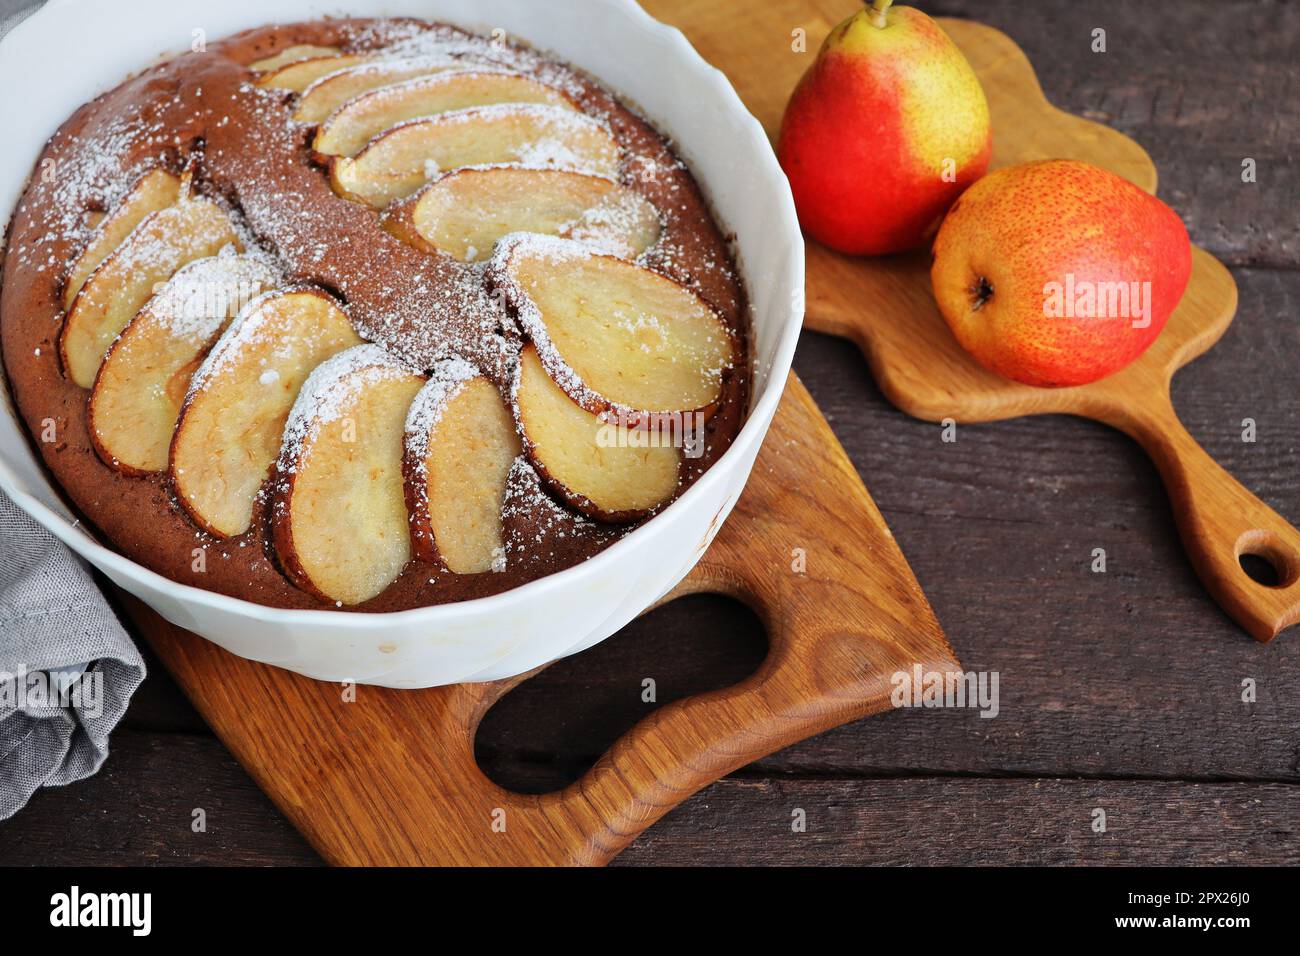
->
[0, 492, 146, 820]
[0, 0, 42, 44]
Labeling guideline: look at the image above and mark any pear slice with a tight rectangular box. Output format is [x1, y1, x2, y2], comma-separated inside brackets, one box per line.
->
[312, 70, 577, 158]
[88, 253, 279, 475]
[492, 234, 736, 417]
[272, 345, 425, 605]
[403, 361, 521, 572]
[60, 193, 239, 389]
[382, 166, 661, 262]
[256, 53, 372, 93]
[331, 104, 620, 209]
[514, 344, 679, 521]
[62, 167, 181, 311]
[250, 44, 343, 73]
[293, 57, 473, 125]
[170, 289, 363, 538]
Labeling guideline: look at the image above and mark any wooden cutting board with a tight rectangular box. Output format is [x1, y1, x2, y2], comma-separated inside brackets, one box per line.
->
[647, 0, 1297, 642]
[128, 374, 957, 865]
[121, 0, 964, 867]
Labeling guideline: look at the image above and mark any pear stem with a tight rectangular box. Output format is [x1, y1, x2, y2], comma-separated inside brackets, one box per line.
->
[868, 0, 894, 28]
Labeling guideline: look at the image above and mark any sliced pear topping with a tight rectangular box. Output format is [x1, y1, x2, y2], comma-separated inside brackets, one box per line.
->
[293, 58, 471, 125]
[331, 104, 620, 209]
[404, 361, 521, 572]
[60, 192, 239, 389]
[493, 235, 736, 416]
[256, 53, 372, 92]
[170, 289, 363, 538]
[312, 70, 575, 158]
[63, 167, 181, 311]
[515, 344, 679, 521]
[250, 44, 343, 72]
[89, 253, 279, 474]
[272, 345, 425, 605]
[383, 166, 660, 262]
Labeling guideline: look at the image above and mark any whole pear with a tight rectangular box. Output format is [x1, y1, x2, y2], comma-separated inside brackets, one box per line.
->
[930, 159, 1193, 387]
[777, 0, 991, 255]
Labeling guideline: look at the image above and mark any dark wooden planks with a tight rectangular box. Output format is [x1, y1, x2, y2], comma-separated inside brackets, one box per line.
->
[612, 777, 1300, 865]
[775, 282, 1300, 783]
[8, 741, 1297, 866]
[0, 732, 320, 866]
[927, 0, 1300, 268]
[476, 594, 769, 794]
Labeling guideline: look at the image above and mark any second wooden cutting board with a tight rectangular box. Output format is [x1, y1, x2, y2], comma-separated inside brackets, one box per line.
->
[644, 0, 1298, 641]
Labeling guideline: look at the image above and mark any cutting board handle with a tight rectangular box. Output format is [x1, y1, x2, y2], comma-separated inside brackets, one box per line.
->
[499, 555, 920, 863]
[1094, 384, 1300, 640]
[473, 376, 958, 864]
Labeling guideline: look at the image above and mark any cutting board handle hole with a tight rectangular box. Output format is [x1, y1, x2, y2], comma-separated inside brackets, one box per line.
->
[1235, 531, 1298, 589]
[474, 594, 767, 795]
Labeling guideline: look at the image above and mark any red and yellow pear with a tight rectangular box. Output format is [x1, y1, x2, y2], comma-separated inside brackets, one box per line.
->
[930, 159, 1193, 388]
[777, 0, 991, 255]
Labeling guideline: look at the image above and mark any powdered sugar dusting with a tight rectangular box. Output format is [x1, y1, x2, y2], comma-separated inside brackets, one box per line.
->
[424, 100, 593, 126]
[187, 288, 345, 392]
[325, 67, 535, 116]
[501, 456, 615, 567]
[277, 343, 419, 472]
[489, 232, 600, 406]
[492, 229, 599, 266]
[356, 257, 515, 379]
[344, 19, 588, 102]
[406, 102, 616, 177]
[39, 116, 169, 255]
[403, 356, 482, 472]
[141, 247, 280, 341]
[296, 54, 509, 109]
[564, 181, 663, 257]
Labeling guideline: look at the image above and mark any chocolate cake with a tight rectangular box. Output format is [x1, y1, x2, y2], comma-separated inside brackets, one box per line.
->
[0, 18, 749, 610]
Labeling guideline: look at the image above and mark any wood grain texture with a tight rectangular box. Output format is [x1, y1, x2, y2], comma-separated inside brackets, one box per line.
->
[645, 0, 1296, 640]
[127, 375, 957, 865]
[611, 777, 1300, 866]
[0, 731, 320, 866]
[8, 740, 1298, 866]
[926, 0, 1299, 269]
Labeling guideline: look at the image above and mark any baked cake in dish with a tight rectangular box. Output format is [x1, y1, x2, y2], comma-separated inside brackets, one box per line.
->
[0, 18, 749, 610]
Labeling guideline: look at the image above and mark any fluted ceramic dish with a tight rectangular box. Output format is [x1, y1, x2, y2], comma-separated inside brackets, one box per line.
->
[0, 0, 804, 687]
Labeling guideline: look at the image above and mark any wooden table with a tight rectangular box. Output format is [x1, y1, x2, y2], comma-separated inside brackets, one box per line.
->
[2, 0, 1297, 865]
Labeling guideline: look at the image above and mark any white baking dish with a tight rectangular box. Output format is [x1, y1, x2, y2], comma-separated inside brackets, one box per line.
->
[0, 0, 803, 687]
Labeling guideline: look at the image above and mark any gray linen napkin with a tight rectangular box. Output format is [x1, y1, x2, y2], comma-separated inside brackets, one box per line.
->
[0, 0, 40, 44]
[0, 495, 146, 820]
[1, 0, 144, 822]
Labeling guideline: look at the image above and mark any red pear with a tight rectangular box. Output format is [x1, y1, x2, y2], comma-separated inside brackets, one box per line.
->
[777, 0, 991, 255]
[930, 159, 1193, 388]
